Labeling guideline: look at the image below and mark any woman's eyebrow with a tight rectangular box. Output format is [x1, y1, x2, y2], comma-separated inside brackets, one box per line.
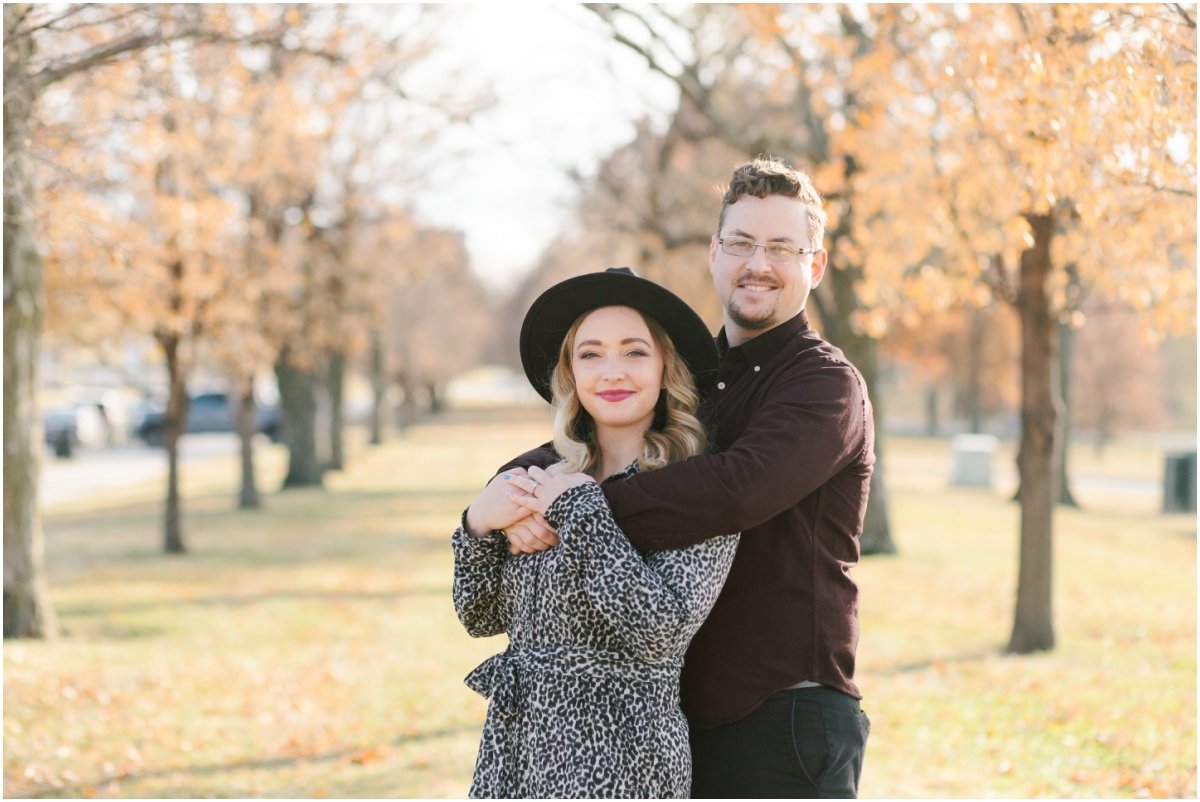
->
[576, 337, 651, 348]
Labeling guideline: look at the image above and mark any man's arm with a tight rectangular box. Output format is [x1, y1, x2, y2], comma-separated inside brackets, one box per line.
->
[544, 482, 739, 662]
[603, 359, 871, 551]
[497, 443, 558, 475]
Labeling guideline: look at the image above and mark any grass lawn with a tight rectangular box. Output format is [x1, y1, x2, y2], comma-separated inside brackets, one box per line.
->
[4, 405, 1195, 798]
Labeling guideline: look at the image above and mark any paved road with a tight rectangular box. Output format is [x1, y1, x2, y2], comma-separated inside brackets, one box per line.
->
[40, 434, 244, 506]
[42, 433, 1167, 509]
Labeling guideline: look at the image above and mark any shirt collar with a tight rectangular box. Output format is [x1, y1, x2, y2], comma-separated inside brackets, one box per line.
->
[716, 310, 811, 363]
[600, 460, 641, 485]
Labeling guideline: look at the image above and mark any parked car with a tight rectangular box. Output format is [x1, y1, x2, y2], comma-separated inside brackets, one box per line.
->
[135, 392, 283, 446]
[43, 401, 106, 458]
[43, 390, 139, 458]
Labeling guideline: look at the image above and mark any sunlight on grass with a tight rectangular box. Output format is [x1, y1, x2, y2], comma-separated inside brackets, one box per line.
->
[5, 406, 1195, 798]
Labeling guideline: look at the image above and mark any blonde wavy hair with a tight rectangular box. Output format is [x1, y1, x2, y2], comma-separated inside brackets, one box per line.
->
[547, 307, 708, 477]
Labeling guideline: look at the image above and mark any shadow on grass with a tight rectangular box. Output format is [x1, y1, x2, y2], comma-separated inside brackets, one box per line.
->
[59, 586, 447, 620]
[416, 406, 547, 426]
[58, 622, 172, 641]
[22, 724, 482, 799]
[877, 648, 1001, 675]
[45, 487, 483, 527]
[45, 519, 452, 580]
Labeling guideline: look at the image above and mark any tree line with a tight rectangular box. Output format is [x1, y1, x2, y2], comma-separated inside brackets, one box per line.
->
[5, 4, 493, 637]
[491, 3, 1195, 654]
[5, 4, 1195, 658]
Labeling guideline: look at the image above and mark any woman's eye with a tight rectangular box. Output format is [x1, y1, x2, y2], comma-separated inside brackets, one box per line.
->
[626, 350, 649, 358]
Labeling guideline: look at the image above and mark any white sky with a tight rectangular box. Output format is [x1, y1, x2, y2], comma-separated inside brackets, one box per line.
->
[404, 4, 679, 289]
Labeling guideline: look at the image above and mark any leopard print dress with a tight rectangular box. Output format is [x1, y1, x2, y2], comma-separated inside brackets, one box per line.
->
[452, 464, 739, 799]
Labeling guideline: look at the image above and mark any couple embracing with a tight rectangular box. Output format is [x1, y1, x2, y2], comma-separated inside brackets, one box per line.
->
[452, 157, 874, 799]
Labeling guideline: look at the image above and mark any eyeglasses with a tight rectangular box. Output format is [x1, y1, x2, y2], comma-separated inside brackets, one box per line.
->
[718, 236, 821, 264]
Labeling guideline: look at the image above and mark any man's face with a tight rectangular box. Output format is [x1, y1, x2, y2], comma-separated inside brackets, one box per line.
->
[709, 194, 827, 346]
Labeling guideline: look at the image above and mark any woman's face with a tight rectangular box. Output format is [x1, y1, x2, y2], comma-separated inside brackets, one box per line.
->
[570, 306, 665, 435]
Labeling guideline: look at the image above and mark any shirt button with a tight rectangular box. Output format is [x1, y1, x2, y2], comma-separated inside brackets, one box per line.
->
[754, 365, 761, 372]
[717, 382, 726, 390]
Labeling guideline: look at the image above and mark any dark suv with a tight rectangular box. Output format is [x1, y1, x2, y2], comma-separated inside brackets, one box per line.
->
[135, 392, 283, 446]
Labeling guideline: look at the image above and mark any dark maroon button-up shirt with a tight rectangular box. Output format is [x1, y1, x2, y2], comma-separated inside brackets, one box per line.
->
[499, 310, 874, 729]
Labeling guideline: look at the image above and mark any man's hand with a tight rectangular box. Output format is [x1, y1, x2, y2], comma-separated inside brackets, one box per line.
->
[465, 468, 535, 538]
[502, 465, 592, 554]
[504, 515, 560, 555]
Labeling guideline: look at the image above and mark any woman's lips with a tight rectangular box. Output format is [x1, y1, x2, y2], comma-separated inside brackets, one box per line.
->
[597, 390, 634, 402]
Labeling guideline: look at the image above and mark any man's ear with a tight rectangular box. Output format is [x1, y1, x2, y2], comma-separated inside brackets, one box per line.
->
[811, 249, 829, 288]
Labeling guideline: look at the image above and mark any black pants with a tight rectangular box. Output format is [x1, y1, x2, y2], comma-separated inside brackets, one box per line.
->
[690, 686, 870, 799]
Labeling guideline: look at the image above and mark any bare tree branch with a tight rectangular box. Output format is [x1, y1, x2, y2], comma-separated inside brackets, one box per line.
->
[583, 5, 714, 121]
[34, 7, 342, 90]
[2, 2, 36, 42]
[3, 3, 79, 45]
[36, 28, 179, 88]
[1112, 175, 1197, 197]
[1011, 3, 1034, 38]
[772, 33, 829, 161]
[584, 4, 765, 156]
[586, 4, 691, 76]
[17, 5, 149, 42]
[1171, 2, 1196, 29]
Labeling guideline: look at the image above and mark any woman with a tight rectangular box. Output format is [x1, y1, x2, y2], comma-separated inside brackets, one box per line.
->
[451, 267, 739, 799]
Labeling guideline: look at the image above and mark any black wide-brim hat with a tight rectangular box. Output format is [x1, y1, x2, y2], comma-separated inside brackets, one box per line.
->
[519, 267, 719, 403]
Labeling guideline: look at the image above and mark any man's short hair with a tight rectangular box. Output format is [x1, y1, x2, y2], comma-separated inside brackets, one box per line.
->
[718, 156, 829, 247]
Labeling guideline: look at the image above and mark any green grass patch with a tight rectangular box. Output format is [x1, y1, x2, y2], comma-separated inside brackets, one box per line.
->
[5, 408, 1195, 798]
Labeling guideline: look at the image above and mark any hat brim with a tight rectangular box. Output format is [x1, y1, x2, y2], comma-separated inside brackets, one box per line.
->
[519, 268, 718, 403]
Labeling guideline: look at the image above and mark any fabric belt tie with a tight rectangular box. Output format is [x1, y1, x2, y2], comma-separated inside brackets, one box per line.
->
[465, 645, 680, 718]
[465, 652, 522, 718]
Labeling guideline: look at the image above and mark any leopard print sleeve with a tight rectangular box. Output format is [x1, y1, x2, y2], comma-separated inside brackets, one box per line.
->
[451, 511, 511, 638]
[545, 482, 739, 663]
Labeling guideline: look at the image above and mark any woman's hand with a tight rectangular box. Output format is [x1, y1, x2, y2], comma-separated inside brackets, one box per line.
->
[507, 465, 595, 516]
[464, 468, 535, 537]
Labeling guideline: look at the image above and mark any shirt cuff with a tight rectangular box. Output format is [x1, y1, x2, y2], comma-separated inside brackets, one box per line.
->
[455, 509, 507, 546]
[544, 482, 610, 564]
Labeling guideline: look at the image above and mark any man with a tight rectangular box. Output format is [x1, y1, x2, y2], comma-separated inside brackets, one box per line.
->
[466, 157, 873, 798]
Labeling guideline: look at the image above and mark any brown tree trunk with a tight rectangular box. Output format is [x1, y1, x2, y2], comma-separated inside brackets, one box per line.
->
[396, 370, 418, 434]
[276, 351, 324, 488]
[1056, 321, 1079, 507]
[853, 338, 896, 556]
[3, 9, 59, 637]
[160, 335, 188, 554]
[812, 310, 896, 556]
[1095, 402, 1114, 458]
[965, 308, 985, 433]
[327, 350, 346, 471]
[235, 374, 260, 509]
[427, 381, 443, 415]
[1008, 212, 1059, 654]
[925, 385, 939, 437]
[814, 246, 897, 556]
[368, 331, 386, 445]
